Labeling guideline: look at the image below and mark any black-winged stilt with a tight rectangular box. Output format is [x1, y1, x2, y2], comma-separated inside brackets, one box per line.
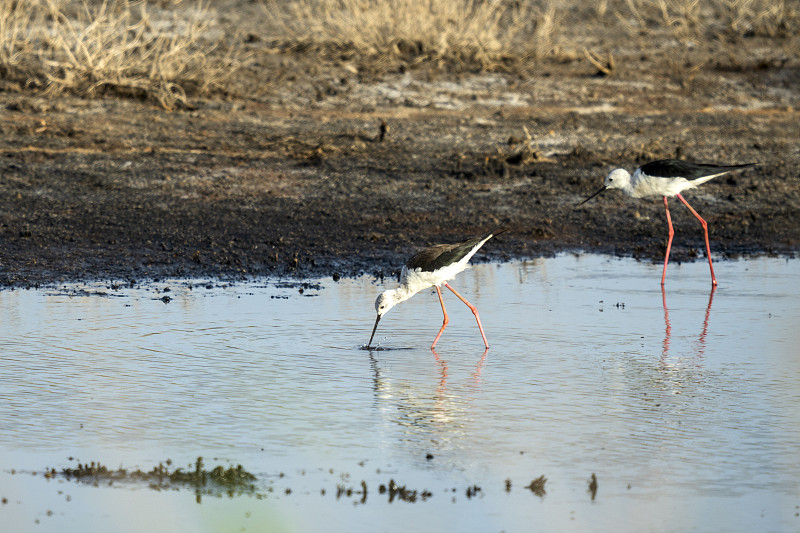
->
[367, 228, 505, 349]
[578, 159, 756, 286]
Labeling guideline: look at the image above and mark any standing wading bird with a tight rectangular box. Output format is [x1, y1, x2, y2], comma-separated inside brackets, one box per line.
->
[367, 228, 506, 349]
[577, 159, 756, 286]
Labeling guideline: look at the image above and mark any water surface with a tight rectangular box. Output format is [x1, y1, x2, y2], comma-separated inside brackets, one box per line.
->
[1, 255, 799, 532]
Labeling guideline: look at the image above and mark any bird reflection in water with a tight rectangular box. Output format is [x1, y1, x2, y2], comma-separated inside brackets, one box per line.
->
[431, 348, 449, 397]
[661, 286, 717, 359]
[430, 347, 489, 392]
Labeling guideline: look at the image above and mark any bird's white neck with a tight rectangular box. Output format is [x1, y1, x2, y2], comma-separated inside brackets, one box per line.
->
[393, 284, 419, 304]
[383, 286, 417, 307]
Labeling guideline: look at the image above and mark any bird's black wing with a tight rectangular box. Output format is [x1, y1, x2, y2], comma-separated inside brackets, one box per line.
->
[641, 159, 756, 179]
[406, 229, 505, 273]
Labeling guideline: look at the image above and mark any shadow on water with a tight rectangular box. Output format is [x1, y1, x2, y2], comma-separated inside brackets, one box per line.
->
[1, 255, 799, 532]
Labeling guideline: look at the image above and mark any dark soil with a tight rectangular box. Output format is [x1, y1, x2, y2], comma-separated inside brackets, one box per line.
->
[1, 7, 798, 288]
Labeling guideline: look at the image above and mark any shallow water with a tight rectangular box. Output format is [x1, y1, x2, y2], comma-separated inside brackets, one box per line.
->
[1, 255, 799, 532]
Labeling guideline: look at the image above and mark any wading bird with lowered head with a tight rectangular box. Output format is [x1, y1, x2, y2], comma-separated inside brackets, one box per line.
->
[367, 228, 505, 349]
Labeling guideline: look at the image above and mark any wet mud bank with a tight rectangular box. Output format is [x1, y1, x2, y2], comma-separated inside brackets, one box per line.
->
[1, 69, 798, 288]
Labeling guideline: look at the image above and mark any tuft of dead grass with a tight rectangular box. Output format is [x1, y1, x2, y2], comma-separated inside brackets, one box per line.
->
[620, 0, 799, 40]
[261, 0, 560, 73]
[712, 0, 800, 38]
[620, 0, 707, 41]
[0, 0, 242, 109]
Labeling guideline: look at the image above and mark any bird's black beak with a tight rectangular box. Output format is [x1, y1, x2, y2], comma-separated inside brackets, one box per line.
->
[368, 315, 381, 347]
[576, 185, 608, 207]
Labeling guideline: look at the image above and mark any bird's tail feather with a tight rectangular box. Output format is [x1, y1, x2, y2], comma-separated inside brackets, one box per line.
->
[484, 222, 510, 240]
[692, 163, 757, 186]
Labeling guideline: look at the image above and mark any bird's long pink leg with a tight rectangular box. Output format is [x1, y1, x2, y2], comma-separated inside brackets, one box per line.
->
[431, 286, 449, 349]
[443, 282, 489, 348]
[662, 196, 675, 286]
[677, 193, 717, 286]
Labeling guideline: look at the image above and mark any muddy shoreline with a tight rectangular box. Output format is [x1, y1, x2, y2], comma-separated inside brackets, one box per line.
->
[1, 65, 798, 288]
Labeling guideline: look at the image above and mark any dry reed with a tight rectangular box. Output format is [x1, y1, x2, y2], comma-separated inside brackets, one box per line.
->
[261, 0, 560, 72]
[0, 0, 240, 109]
[620, 0, 798, 39]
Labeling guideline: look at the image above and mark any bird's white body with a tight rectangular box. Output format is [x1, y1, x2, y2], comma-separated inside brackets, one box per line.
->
[399, 261, 467, 296]
[376, 234, 490, 316]
[605, 167, 729, 199]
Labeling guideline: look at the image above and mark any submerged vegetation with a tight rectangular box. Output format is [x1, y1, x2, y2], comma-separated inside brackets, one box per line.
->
[49, 457, 257, 495]
[34, 458, 560, 505]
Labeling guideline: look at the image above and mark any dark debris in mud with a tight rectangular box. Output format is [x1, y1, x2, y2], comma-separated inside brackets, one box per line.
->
[0, 0, 798, 291]
[1, 64, 798, 290]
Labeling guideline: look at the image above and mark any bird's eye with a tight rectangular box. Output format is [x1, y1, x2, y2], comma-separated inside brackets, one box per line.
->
[609, 177, 614, 182]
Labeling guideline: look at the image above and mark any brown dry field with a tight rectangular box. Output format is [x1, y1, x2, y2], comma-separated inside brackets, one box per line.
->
[1, 1, 798, 287]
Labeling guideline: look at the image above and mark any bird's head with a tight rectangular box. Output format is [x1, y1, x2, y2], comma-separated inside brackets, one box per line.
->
[604, 168, 631, 190]
[374, 289, 399, 318]
[577, 168, 631, 206]
[368, 289, 401, 347]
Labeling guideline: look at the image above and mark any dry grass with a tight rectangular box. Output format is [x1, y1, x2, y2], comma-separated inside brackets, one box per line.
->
[620, 0, 799, 40]
[261, 0, 560, 72]
[2, 0, 796, 107]
[712, 0, 799, 38]
[0, 0, 241, 109]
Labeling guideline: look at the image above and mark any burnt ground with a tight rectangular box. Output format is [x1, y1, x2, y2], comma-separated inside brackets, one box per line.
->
[1, 11, 799, 288]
